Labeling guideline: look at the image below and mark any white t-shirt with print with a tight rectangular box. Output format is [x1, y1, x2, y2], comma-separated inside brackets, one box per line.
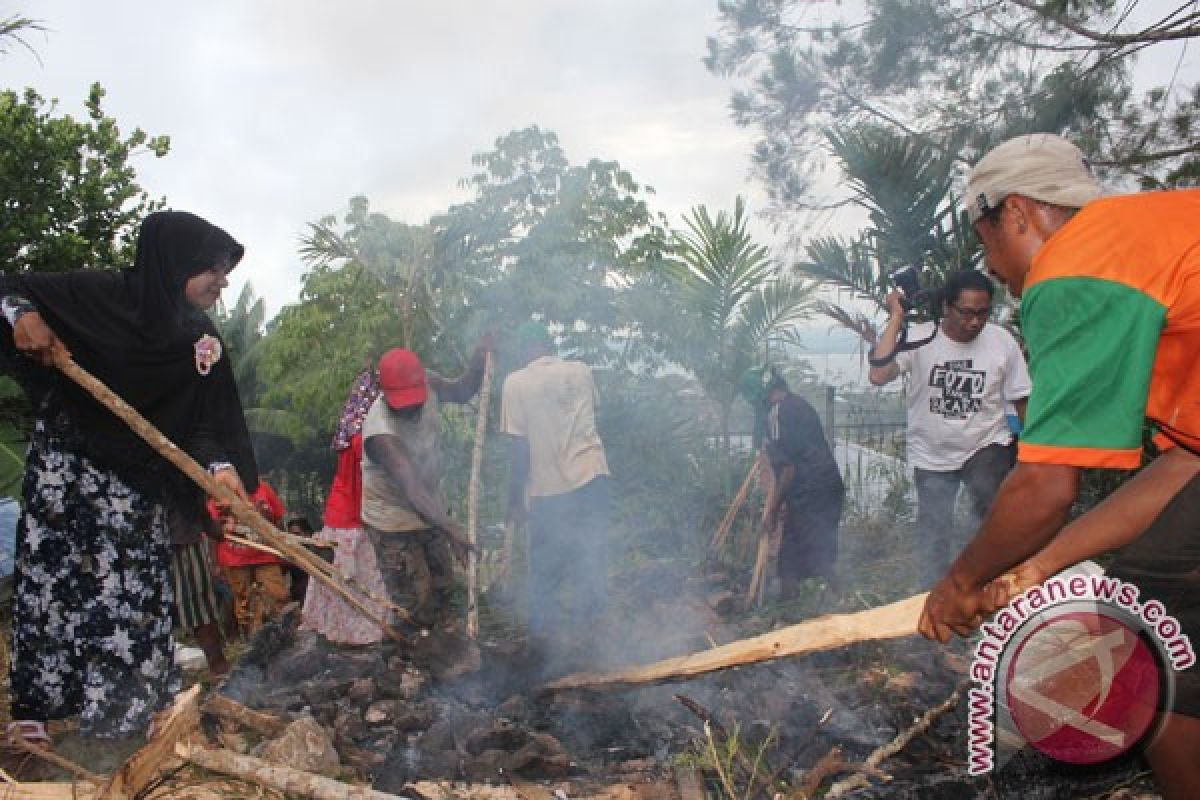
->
[895, 322, 1031, 472]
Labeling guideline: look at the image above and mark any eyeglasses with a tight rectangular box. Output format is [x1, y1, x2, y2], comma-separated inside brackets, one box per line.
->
[950, 304, 991, 321]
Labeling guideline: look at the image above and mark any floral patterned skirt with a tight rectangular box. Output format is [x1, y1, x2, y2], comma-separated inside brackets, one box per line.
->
[300, 526, 387, 645]
[9, 417, 179, 738]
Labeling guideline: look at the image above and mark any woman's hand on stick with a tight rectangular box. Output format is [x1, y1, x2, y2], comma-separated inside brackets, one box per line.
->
[14, 312, 70, 366]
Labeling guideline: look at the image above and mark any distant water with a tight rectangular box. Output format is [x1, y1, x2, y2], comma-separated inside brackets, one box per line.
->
[805, 352, 876, 390]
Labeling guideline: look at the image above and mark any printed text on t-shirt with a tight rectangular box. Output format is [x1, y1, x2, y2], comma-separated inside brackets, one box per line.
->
[929, 359, 986, 419]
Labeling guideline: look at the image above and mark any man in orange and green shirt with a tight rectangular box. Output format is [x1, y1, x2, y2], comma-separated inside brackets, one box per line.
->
[918, 133, 1200, 797]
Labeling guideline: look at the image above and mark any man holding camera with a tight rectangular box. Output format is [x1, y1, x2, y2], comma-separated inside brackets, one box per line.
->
[869, 270, 1031, 587]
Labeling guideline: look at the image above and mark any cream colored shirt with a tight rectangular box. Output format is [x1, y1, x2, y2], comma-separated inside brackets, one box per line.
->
[360, 392, 443, 533]
[501, 356, 609, 498]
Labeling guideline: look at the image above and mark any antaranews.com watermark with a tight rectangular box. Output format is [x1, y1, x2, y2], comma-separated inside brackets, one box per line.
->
[967, 566, 1196, 775]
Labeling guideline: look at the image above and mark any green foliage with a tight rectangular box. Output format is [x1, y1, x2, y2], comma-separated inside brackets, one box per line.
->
[0, 83, 169, 274]
[656, 197, 817, 446]
[432, 126, 670, 354]
[708, 0, 1199, 219]
[796, 126, 981, 319]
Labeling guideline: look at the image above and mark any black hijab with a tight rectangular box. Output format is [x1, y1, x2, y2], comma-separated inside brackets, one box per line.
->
[0, 211, 258, 500]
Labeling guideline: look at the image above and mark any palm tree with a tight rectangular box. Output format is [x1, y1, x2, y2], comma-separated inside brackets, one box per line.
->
[666, 197, 818, 450]
[797, 126, 982, 339]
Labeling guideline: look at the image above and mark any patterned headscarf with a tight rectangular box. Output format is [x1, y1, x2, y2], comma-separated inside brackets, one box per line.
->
[331, 368, 381, 451]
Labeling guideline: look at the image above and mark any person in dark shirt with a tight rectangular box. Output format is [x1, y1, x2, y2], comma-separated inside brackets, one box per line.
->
[755, 368, 845, 598]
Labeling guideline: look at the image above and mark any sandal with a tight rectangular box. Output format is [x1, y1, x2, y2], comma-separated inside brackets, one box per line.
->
[6, 720, 51, 748]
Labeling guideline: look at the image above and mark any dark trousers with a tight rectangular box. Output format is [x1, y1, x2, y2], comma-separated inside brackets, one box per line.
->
[914, 441, 1015, 587]
[779, 491, 844, 585]
[1108, 473, 1200, 717]
[367, 527, 455, 629]
[528, 477, 610, 648]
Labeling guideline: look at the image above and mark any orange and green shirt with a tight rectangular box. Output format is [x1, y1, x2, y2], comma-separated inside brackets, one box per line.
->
[1018, 189, 1200, 469]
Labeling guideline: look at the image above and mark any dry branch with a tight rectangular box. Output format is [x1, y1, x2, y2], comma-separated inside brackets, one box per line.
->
[0, 784, 98, 800]
[9, 740, 101, 785]
[51, 352, 403, 641]
[178, 744, 406, 799]
[466, 352, 494, 639]
[824, 685, 963, 797]
[200, 694, 288, 739]
[542, 592, 928, 691]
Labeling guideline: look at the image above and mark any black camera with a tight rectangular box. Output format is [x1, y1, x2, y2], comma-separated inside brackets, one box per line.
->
[889, 266, 931, 311]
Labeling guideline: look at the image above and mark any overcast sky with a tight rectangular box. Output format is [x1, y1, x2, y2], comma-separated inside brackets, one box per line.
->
[6, 1, 778, 317]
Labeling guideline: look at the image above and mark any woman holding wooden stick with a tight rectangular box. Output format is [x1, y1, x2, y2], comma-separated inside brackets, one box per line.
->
[0, 211, 257, 742]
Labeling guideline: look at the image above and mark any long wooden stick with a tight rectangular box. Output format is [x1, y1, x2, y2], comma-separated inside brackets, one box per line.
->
[178, 743, 408, 799]
[542, 592, 928, 692]
[710, 457, 759, 552]
[466, 352, 493, 640]
[50, 351, 403, 642]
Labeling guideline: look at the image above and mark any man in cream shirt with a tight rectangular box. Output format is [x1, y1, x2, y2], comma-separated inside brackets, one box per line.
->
[502, 321, 610, 667]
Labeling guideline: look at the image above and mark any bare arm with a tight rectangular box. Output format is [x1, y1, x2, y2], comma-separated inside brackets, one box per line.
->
[1013, 397, 1028, 424]
[428, 333, 495, 403]
[364, 433, 464, 541]
[919, 461, 1078, 641]
[988, 449, 1200, 604]
[867, 292, 907, 386]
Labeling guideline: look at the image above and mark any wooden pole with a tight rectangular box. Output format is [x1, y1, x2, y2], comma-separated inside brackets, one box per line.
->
[50, 351, 403, 642]
[541, 592, 928, 692]
[466, 352, 494, 640]
[709, 456, 759, 553]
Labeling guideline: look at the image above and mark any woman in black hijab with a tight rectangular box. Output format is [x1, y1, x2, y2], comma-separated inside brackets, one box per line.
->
[0, 211, 257, 740]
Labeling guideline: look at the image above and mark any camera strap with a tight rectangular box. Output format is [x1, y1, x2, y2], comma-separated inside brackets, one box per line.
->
[868, 321, 939, 368]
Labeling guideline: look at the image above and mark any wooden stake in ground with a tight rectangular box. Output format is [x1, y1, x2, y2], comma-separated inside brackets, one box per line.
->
[709, 456, 759, 553]
[466, 351, 494, 639]
[50, 351, 403, 642]
[542, 592, 929, 692]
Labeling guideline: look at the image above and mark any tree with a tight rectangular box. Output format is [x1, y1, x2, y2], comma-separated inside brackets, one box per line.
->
[799, 126, 979, 322]
[706, 0, 1200, 223]
[0, 82, 170, 274]
[432, 126, 670, 363]
[0, 14, 44, 60]
[662, 197, 818, 449]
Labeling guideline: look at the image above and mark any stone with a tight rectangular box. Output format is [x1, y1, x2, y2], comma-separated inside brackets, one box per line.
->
[510, 732, 572, 778]
[334, 706, 367, 744]
[707, 590, 737, 616]
[394, 702, 436, 733]
[264, 630, 326, 684]
[365, 700, 396, 725]
[464, 718, 528, 756]
[348, 677, 377, 703]
[462, 748, 510, 782]
[261, 714, 341, 773]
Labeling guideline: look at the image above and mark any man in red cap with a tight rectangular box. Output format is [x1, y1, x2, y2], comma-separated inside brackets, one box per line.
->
[360, 340, 491, 630]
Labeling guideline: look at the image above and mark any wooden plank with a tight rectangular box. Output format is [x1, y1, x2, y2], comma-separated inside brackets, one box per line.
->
[542, 592, 929, 691]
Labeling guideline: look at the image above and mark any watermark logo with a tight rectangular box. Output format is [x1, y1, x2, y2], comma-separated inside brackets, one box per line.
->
[967, 567, 1195, 774]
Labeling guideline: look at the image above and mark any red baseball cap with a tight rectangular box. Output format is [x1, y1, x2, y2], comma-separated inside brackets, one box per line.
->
[378, 348, 428, 409]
